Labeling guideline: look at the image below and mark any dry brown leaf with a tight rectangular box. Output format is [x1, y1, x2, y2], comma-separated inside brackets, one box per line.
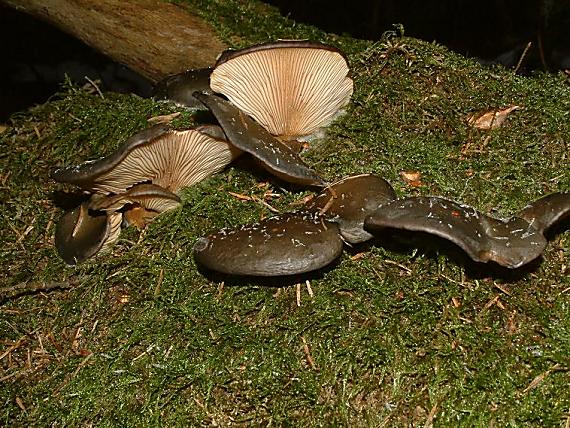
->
[467, 105, 521, 129]
[147, 112, 181, 124]
[400, 170, 422, 187]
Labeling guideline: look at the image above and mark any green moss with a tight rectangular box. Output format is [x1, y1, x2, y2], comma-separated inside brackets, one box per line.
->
[1, 0, 569, 426]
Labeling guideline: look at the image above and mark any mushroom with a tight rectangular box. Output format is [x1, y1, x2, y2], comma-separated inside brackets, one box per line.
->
[307, 174, 397, 243]
[193, 212, 343, 276]
[209, 40, 353, 140]
[55, 201, 122, 265]
[364, 196, 547, 268]
[51, 124, 242, 194]
[153, 67, 213, 109]
[193, 91, 325, 186]
[88, 183, 182, 229]
[515, 192, 570, 235]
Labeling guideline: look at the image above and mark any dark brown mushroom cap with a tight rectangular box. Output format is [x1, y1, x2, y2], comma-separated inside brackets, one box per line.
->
[152, 67, 212, 109]
[55, 202, 122, 265]
[210, 40, 353, 140]
[51, 125, 241, 194]
[516, 192, 570, 235]
[193, 212, 343, 276]
[307, 174, 397, 243]
[364, 197, 547, 269]
[193, 92, 325, 186]
[88, 183, 181, 214]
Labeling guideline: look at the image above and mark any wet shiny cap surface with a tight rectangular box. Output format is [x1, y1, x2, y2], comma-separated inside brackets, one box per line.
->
[516, 192, 570, 235]
[153, 67, 213, 109]
[55, 202, 122, 265]
[193, 212, 343, 276]
[307, 174, 397, 243]
[364, 196, 547, 268]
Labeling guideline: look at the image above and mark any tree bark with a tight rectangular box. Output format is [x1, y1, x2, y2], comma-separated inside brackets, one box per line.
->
[1, 0, 227, 82]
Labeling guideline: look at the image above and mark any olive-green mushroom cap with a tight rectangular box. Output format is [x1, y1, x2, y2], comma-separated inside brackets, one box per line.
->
[193, 212, 343, 276]
[210, 40, 353, 140]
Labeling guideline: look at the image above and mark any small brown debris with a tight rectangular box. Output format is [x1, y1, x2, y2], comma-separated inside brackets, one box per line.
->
[301, 336, 318, 371]
[15, 397, 26, 412]
[494, 282, 512, 296]
[350, 252, 367, 260]
[467, 105, 521, 129]
[400, 170, 422, 187]
[304, 280, 314, 299]
[483, 295, 502, 311]
[154, 268, 164, 297]
[521, 363, 563, 394]
[147, 112, 181, 124]
[216, 281, 225, 300]
[228, 191, 252, 201]
[384, 259, 412, 274]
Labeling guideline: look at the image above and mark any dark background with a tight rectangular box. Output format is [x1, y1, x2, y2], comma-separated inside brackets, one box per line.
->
[1, 0, 569, 121]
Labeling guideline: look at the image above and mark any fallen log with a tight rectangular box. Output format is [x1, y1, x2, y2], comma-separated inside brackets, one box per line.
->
[1, 0, 227, 82]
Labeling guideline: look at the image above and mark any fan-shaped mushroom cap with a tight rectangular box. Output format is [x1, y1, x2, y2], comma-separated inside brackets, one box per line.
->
[194, 92, 324, 186]
[210, 40, 353, 140]
[516, 192, 570, 235]
[89, 183, 181, 213]
[153, 67, 212, 109]
[364, 197, 547, 269]
[88, 183, 181, 229]
[55, 202, 122, 265]
[193, 212, 343, 276]
[307, 174, 397, 243]
[52, 125, 241, 194]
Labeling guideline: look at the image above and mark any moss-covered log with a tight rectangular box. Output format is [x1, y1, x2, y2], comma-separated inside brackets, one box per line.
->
[0, 0, 569, 426]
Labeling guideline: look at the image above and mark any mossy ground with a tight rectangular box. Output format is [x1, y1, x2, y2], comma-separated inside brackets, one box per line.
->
[1, 0, 569, 426]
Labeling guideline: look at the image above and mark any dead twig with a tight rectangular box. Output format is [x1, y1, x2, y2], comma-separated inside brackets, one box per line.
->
[521, 363, 564, 394]
[513, 41, 532, 74]
[0, 331, 37, 361]
[84, 76, 104, 99]
[301, 336, 318, 371]
[0, 281, 75, 301]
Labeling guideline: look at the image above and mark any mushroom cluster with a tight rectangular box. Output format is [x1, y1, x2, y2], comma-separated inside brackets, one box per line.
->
[52, 124, 241, 264]
[193, 173, 570, 276]
[52, 39, 568, 275]
[52, 40, 353, 264]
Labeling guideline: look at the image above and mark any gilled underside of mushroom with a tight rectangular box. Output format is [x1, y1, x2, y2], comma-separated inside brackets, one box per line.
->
[52, 125, 243, 263]
[210, 41, 353, 141]
[52, 125, 241, 195]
